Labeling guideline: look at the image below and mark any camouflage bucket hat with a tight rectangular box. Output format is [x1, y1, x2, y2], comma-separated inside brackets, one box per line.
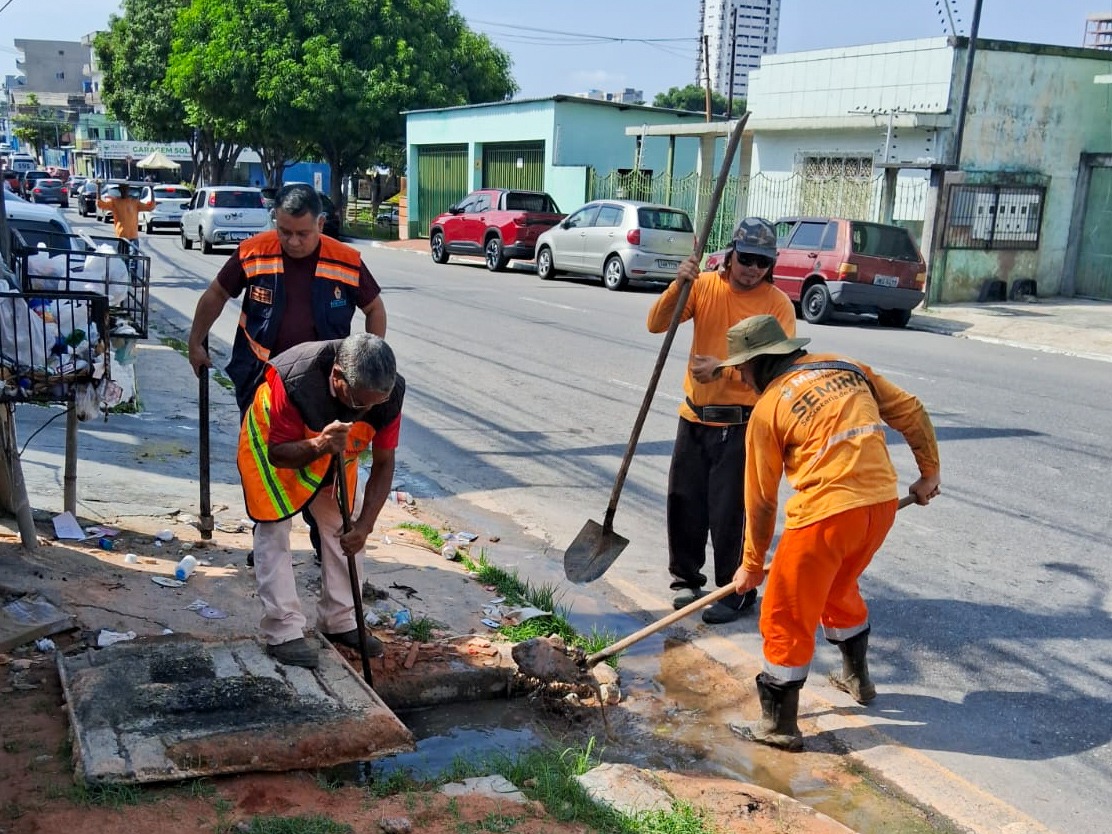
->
[731, 217, 778, 260]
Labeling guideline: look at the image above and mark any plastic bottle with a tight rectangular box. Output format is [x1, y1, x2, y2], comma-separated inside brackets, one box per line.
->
[174, 554, 198, 581]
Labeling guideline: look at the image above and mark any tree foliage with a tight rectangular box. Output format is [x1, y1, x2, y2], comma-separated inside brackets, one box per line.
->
[11, 94, 69, 160]
[165, 0, 516, 206]
[653, 84, 738, 117]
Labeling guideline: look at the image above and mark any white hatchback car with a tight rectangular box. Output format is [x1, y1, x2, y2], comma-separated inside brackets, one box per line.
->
[535, 199, 695, 291]
[180, 186, 270, 253]
[139, 184, 194, 234]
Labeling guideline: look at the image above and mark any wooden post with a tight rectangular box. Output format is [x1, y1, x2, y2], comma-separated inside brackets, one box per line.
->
[703, 35, 713, 122]
[0, 406, 38, 549]
[63, 403, 77, 515]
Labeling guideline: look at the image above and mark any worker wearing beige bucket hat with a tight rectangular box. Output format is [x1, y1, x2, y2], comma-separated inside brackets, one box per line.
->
[719, 314, 941, 751]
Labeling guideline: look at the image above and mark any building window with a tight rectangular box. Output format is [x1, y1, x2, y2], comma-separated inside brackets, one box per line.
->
[56, 71, 64, 80]
[943, 184, 1046, 250]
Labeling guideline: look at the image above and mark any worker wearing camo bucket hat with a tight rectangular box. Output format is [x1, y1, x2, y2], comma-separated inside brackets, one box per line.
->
[719, 314, 941, 751]
[646, 218, 796, 625]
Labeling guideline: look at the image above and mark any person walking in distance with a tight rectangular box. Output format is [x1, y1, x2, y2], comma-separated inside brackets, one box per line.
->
[188, 183, 387, 563]
[646, 218, 796, 624]
[719, 315, 940, 750]
[238, 333, 403, 669]
[96, 181, 155, 272]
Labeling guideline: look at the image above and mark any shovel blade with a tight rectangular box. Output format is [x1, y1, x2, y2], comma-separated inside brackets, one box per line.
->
[563, 519, 630, 583]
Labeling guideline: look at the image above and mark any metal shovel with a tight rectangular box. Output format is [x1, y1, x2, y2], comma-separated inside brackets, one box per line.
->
[563, 112, 750, 584]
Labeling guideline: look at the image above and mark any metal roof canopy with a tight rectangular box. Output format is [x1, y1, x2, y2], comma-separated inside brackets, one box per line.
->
[59, 634, 414, 785]
[623, 121, 736, 138]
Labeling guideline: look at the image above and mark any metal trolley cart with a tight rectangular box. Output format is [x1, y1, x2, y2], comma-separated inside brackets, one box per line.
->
[0, 227, 151, 548]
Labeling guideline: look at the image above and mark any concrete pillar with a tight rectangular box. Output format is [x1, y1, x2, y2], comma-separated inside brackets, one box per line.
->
[695, 135, 716, 229]
[879, 168, 899, 225]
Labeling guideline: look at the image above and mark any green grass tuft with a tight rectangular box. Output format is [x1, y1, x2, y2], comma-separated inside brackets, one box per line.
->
[396, 521, 445, 550]
[70, 781, 143, 809]
[234, 815, 352, 834]
[402, 615, 437, 642]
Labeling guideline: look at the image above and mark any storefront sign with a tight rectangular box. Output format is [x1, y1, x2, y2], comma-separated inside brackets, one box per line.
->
[98, 140, 192, 161]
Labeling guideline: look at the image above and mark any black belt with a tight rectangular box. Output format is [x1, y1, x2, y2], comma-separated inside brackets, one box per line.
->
[686, 399, 753, 425]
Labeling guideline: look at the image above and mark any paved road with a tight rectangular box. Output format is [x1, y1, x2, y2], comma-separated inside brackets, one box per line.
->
[68, 217, 1112, 832]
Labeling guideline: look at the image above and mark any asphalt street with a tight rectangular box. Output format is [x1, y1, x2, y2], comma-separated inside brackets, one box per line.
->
[61, 214, 1112, 832]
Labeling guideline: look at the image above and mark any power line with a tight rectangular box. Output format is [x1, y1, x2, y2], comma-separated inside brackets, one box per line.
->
[469, 18, 695, 46]
[0, 0, 17, 16]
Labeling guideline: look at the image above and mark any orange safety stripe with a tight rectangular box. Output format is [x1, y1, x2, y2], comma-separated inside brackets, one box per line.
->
[314, 263, 361, 286]
[237, 312, 271, 361]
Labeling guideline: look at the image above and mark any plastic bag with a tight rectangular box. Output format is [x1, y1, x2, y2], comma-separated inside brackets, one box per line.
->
[27, 243, 66, 290]
[0, 295, 55, 371]
[81, 244, 129, 304]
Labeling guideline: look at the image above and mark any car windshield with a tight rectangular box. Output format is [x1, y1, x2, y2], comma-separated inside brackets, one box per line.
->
[504, 192, 559, 213]
[850, 222, 921, 261]
[213, 190, 262, 208]
[10, 218, 71, 251]
[637, 208, 693, 232]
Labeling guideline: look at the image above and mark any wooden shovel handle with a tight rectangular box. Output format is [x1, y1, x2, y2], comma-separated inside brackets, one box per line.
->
[587, 493, 919, 666]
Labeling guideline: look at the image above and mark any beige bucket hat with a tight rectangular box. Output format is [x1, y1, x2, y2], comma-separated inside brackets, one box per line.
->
[718, 315, 811, 368]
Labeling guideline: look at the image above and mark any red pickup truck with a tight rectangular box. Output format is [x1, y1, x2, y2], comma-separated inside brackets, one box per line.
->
[429, 188, 564, 272]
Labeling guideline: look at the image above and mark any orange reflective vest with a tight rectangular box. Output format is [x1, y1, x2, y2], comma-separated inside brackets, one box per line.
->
[237, 377, 376, 523]
[225, 231, 364, 413]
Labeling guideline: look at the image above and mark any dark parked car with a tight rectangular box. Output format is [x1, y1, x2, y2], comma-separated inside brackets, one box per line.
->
[76, 180, 99, 216]
[21, 170, 52, 199]
[28, 178, 68, 208]
[705, 216, 926, 328]
[262, 184, 340, 237]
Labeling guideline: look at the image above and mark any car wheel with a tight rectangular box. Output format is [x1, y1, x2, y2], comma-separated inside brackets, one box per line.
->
[801, 282, 832, 324]
[180, 226, 193, 250]
[537, 246, 557, 280]
[602, 255, 629, 291]
[878, 308, 911, 328]
[201, 230, 213, 254]
[485, 236, 507, 272]
[430, 231, 449, 264]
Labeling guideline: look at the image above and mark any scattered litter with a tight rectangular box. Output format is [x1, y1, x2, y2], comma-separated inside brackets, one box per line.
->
[214, 522, 246, 534]
[96, 629, 136, 647]
[52, 511, 85, 540]
[481, 604, 502, 621]
[481, 618, 501, 629]
[483, 585, 497, 592]
[390, 582, 420, 599]
[440, 544, 459, 561]
[151, 576, 184, 588]
[154, 541, 163, 548]
[97, 537, 114, 551]
[85, 526, 119, 538]
[1, 593, 74, 654]
[489, 597, 506, 605]
[161, 628, 174, 635]
[382, 535, 393, 545]
[155, 530, 175, 542]
[198, 559, 211, 567]
[123, 553, 139, 564]
[180, 542, 194, 552]
[184, 599, 209, 612]
[502, 606, 551, 626]
[177, 514, 194, 525]
[393, 609, 411, 628]
[364, 609, 381, 626]
[387, 490, 415, 506]
[174, 554, 198, 580]
[489, 535, 501, 543]
[35, 637, 56, 652]
[198, 607, 227, 620]
[455, 532, 479, 543]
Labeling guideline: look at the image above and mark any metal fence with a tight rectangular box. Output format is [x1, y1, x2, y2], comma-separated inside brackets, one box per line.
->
[588, 170, 929, 252]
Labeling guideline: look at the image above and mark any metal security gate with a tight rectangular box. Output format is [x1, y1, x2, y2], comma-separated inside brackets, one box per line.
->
[415, 144, 468, 237]
[481, 142, 545, 191]
[1074, 165, 1112, 300]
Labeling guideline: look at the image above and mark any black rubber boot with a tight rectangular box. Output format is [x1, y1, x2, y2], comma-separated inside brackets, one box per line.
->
[731, 673, 804, 751]
[827, 627, 876, 705]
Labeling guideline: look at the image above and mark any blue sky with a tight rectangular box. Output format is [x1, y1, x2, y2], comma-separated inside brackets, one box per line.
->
[1, 0, 1108, 98]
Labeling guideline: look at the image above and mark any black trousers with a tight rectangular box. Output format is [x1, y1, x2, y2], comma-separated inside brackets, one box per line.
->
[666, 417, 747, 591]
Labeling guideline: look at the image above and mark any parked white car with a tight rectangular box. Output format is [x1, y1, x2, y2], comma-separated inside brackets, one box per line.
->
[180, 186, 270, 254]
[139, 184, 194, 234]
[535, 199, 695, 291]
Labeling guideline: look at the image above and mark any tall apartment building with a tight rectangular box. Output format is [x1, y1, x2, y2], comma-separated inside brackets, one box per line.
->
[1083, 13, 1112, 50]
[13, 39, 89, 95]
[696, 0, 780, 102]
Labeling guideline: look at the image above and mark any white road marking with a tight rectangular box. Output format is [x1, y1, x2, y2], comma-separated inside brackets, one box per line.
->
[519, 296, 586, 313]
[609, 378, 683, 403]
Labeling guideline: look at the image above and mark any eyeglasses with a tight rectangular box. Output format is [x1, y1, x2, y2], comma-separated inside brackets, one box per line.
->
[339, 375, 392, 411]
[732, 249, 773, 269]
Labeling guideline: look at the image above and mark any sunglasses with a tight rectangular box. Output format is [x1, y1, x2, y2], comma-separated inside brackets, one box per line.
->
[731, 249, 773, 269]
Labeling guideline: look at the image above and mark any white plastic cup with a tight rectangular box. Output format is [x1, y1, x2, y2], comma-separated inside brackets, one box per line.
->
[174, 554, 198, 581]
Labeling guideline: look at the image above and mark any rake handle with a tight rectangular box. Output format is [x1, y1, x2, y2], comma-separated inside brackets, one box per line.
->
[601, 112, 750, 531]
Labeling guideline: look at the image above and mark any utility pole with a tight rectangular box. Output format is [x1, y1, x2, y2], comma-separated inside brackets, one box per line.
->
[727, 5, 738, 119]
[951, 0, 984, 167]
[702, 35, 712, 122]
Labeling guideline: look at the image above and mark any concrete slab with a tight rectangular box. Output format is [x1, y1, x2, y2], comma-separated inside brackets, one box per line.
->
[0, 589, 74, 653]
[58, 634, 414, 785]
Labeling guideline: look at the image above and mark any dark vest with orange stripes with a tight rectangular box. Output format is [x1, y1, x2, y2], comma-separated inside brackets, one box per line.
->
[225, 231, 363, 414]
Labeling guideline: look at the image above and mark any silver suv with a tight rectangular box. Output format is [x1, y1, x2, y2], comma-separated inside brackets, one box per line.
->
[180, 186, 270, 253]
[535, 199, 695, 291]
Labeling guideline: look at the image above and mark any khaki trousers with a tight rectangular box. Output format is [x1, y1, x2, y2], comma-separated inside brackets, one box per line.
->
[253, 486, 364, 645]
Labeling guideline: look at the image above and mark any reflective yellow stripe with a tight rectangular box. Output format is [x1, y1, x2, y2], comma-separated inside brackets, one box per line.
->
[245, 391, 293, 518]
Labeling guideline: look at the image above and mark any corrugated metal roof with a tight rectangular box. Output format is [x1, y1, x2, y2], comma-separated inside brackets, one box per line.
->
[403, 95, 725, 120]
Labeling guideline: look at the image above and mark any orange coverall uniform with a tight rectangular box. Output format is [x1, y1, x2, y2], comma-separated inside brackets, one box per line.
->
[743, 353, 940, 682]
[647, 272, 795, 594]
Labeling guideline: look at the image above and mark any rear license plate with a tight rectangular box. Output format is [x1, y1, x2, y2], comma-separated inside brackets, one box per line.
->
[229, 232, 250, 241]
[873, 275, 899, 288]
[656, 259, 680, 270]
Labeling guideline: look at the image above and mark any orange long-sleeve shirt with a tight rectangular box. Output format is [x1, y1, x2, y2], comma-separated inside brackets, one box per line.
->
[97, 192, 156, 240]
[742, 352, 940, 572]
[646, 272, 796, 423]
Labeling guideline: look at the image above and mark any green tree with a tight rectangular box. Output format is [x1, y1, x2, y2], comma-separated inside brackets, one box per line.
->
[168, 0, 516, 210]
[653, 84, 738, 117]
